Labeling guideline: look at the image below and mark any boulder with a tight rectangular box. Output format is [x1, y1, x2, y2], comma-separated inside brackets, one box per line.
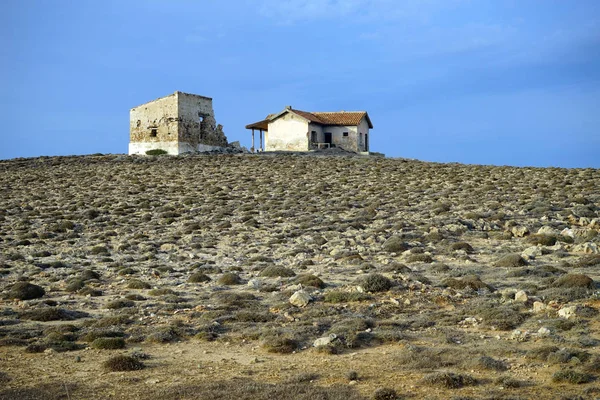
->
[289, 290, 312, 307]
[558, 305, 578, 319]
[521, 246, 542, 260]
[573, 242, 599, 254]
[514, 290, 529, 303]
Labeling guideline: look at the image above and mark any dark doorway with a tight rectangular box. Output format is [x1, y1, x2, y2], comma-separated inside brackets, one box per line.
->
[311, 131, 317, 144]
[324, 132, 332, 145]
[365, 133, 369, 151]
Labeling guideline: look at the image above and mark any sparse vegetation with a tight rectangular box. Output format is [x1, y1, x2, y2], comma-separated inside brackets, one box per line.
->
[103, 355, 145, 371]
[0, 153, 598, 399]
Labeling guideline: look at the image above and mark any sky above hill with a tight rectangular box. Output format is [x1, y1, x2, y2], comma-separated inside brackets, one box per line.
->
[1, 0, 599, 167]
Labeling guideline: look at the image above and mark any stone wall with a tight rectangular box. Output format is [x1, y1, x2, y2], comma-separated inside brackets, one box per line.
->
[130, 93, 179, 145]
[129, 91, 228, 155]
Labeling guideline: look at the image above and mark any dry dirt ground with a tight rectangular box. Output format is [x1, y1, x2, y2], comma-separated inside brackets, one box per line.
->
[1, 153, 599, 400]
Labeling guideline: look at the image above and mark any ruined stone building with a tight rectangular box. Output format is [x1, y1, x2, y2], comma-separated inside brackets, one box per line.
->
[129, 91, 228, 155]
[246, 106, 373, 153]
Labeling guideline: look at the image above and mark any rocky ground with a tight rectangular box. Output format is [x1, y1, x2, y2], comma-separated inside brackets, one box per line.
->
[0, 153, 599, 400]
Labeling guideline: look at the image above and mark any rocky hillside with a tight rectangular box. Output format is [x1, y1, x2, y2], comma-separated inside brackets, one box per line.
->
[1, 153, 599, 399]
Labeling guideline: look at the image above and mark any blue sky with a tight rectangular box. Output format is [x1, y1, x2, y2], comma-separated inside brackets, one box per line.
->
[1, 0, 599, 167]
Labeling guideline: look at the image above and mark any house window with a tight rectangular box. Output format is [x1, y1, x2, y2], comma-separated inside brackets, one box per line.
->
[343, 132, 349, 137]
[150, 128, 158, 137]
[311, 131, 317, 143]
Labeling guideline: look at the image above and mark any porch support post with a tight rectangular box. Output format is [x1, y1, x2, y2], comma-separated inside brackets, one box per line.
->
[259, 130, 263, 151]
[251, 129, 255, 152]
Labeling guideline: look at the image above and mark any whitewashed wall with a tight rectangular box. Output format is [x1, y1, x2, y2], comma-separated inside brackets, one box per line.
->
[266, 113, 309, 151]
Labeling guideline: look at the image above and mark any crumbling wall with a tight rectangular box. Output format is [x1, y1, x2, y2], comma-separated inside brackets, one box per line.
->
[129, 91, 229, 155]
[129, 93, 179, 144]
[177, 92, 228, 149]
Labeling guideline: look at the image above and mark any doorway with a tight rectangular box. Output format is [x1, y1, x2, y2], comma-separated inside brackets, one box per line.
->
[324, 132, 332, 145]
[365, 133, 369, 151]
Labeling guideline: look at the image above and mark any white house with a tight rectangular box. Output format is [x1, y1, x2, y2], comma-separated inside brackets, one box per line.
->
[246, 106, 373, 153]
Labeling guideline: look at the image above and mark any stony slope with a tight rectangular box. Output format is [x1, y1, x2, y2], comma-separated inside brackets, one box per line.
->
[0, 153, 599, 399]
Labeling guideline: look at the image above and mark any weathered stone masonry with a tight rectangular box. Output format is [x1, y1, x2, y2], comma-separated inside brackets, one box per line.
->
[129, 91, 228, 155]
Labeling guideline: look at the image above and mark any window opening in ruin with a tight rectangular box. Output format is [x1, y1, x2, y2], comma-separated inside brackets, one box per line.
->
[150, 128, 158, 137]
[343, 132, 349, 137]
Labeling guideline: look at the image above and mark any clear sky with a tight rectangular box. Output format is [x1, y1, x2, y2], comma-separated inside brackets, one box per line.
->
[1, 0, 599, 167]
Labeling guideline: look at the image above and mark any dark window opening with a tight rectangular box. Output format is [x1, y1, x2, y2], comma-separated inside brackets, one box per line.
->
[150, 128, 158, 137]
[343, 132, 349, 137]
[311, 131, 317, 143]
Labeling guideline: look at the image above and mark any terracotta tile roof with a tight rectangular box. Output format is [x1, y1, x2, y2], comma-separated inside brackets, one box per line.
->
[246, 107, 373, 131]
[313, 111, 371, 127]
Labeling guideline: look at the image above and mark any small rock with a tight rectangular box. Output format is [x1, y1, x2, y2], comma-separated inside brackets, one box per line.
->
[573, 242, 599, 254]
[533, 301, 546, 313]
[538, 226, 558, 236]
[289, 290, 312, 307]
[537, 327, 551, 337]
[160, 243, 177, 252]
[247, 278, 262, 289]
[313, 334, 337, 347]
[512, 226, 530, 238]
[514, 290, 528, 303]
[558, 305, 578, 319]
[44, 348, 57, 355]
[560, 228, 575, 238]
[521, 246, 543, 260]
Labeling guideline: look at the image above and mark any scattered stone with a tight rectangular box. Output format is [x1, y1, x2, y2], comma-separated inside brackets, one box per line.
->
[511, 226, 530, 238]
[313, 334, 337, 347]
[537, 327, 551, 337]
[521, 246, 542, 260]
[558, 306, 578, 319]
[514, 290, 528, 303]
[289, 290, 312, 307]
[533, 301, 546, 313]
[538, 226, 558, 236]
[573, 242, 599, 254]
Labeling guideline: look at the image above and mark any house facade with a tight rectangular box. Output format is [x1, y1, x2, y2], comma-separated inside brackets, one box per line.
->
[246, 106, 373, 153]
[129, 91, 228, 155]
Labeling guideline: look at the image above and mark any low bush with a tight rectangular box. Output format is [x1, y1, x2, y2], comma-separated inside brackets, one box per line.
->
[495, 254, 528, 268]
[105, 299, 135, 309]
[552, 273, 595, 289]
[358, 274, 392, 293]
[7, 282, 45, 300]
[127, 279, 151, 289]
[262, 336, 298, 354]
[91, 337, 126, 350]
[552, 369, 594, 384]
[294, 274, 325, 288]
[372, 387, 398, 400]
[218, 272, 241, 285]
[324, 291, 372, 303]
[145, 149, 168, 156]
[103, 355, 145, 371]
[260, 266, 296, 278]
[421, 372, 477, 389]
[188, 273, 211, 283]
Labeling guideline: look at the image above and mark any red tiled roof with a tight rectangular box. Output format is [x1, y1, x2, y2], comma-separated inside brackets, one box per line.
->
[246, 107, 373, 131]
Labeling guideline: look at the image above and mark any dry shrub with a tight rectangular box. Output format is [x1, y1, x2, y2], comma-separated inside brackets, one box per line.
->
[450, 242, 474, 253]
[6, 282, 45, 300]
[324, 291, 372, 303]
[495, 254, 528, 268]
[573, 255, 600, 268]
[406, 254, 433, 263]
[421, 372, 477, 389]
[372, 387, 399, 400]
[103, 355, 145, 371]
[262, 336, 298, 354]
[552, 273, 595, 289]
[477, 303, 528, 330]
[127, 279, 151, 289]
[91, 337, 126, 350]
[383, 236, 410, 253]
[441, 275, 493, 291]
[260, 266, 296, 278]
[294, 274, 325, 288]
[552, 369, 594, 384]
[358, 273, 393, 292]
[19, 308, 88, 322]
[218, 272, 241, 285]
[526, 234, 557, 246]
[188, 273, 211, 283]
